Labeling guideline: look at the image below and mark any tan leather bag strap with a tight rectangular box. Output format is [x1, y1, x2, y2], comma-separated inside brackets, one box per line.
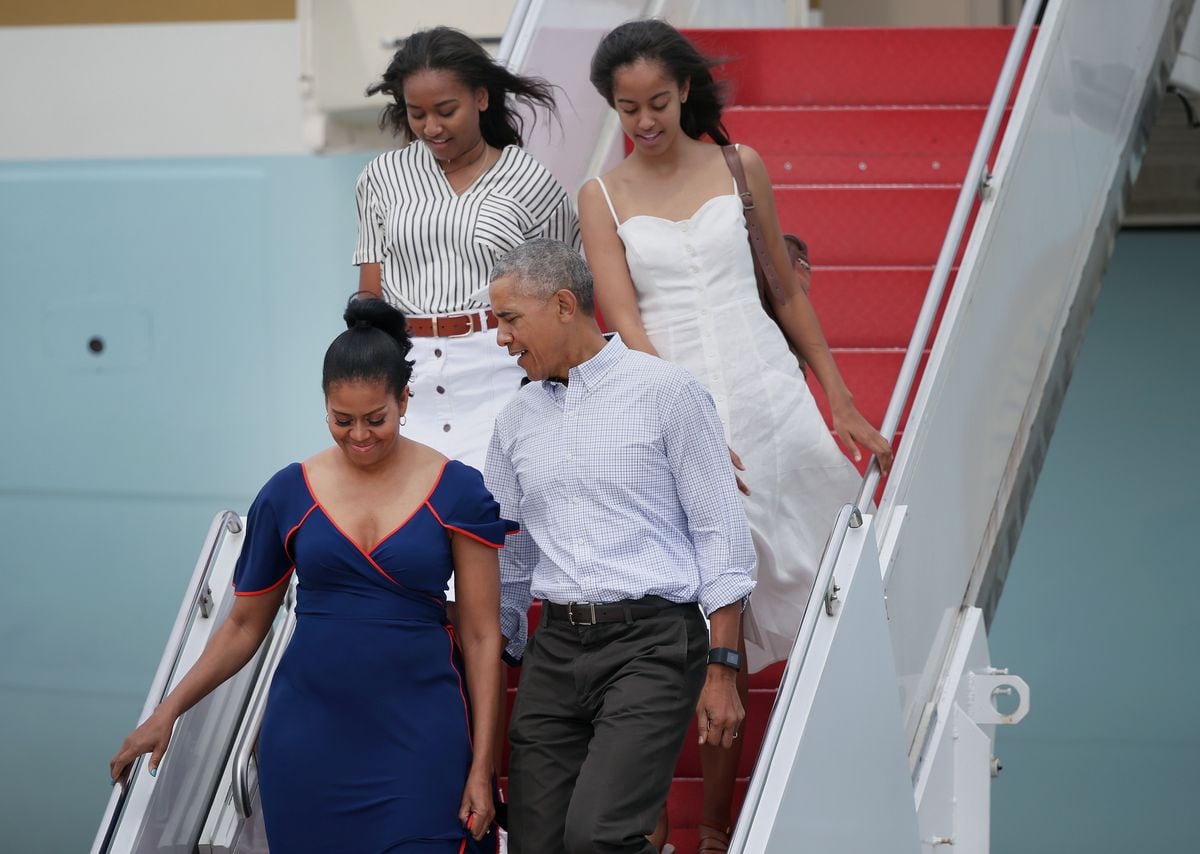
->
[721, 144, 789, 306]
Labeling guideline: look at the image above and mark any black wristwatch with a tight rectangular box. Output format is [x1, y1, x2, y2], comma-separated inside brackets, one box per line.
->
[707, 646, 742, 672]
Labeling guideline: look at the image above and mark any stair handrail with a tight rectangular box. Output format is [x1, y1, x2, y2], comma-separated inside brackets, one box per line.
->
[158, 511, 245, 699]
[732, 6, 1043, 849]
[91, 509, 244, 853]
[496, 0, 538, 66]
[856, 0, 1042, 511]
[231, 582, 298, 817]
[729, 502, 860, 851]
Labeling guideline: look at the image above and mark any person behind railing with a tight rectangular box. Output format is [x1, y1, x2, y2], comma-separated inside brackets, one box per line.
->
[109, 296, 512, 852]
[483, 238, 756, 854]
[578, 19, 894, 853]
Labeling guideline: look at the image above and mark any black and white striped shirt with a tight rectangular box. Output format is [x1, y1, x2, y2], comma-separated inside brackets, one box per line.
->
[354, 142, 581, 314]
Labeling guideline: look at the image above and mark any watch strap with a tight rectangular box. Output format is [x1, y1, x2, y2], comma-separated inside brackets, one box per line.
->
[707, 646, 742, 672]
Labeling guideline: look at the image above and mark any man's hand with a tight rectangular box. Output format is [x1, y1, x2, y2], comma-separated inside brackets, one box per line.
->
[696, 665, 745, 748]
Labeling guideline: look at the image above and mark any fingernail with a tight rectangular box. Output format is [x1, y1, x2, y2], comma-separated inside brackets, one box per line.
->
[149, 768, 156, 777]
[109, 778, 115, 787]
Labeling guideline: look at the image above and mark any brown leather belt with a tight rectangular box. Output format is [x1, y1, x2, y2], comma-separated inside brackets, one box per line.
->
[406, 310, 497, 338]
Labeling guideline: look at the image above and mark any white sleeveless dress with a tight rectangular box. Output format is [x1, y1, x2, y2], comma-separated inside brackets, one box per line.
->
[594, 175, 860, 672]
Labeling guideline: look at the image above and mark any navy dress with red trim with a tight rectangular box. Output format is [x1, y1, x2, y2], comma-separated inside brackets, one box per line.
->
[233, 459, 514, 853]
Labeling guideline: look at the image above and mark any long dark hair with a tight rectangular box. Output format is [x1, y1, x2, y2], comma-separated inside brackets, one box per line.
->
[589, 19, 730, 146]
[367, 26, 558, 148]
[322, 294, 414, 399]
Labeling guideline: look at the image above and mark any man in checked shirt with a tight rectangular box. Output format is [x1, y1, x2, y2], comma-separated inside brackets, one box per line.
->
[483, 238, 756, 854]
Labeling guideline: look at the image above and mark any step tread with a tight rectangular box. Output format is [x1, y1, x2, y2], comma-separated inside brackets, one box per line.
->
[809, 267, 954, 348]
[681, 27, 1014, 106]
[725, 106, 990, 183]
[774, 185, 959, 266]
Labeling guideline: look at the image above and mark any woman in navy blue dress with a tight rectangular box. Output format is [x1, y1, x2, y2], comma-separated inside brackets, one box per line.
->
[110, 296, 511, 851]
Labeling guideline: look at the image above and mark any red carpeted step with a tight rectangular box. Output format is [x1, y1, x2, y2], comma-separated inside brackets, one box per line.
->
[808, 266, 943, 348]
[681, 28, 1013, 107]
[773, 186, 959, 266]
[665, 779, 748, 833]
[502, 25, 1014, 843]
[724, 106, 990, 185]
[675, 688, 780, 777]
[807, 348, 928, 429]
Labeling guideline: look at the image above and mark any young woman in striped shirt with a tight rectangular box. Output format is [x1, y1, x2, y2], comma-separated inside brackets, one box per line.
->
[355, 27, 580, 474]
[354, 30, 579, 846]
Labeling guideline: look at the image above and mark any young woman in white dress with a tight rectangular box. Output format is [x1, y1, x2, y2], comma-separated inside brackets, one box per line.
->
[356, 27, 580, 475]
[578, 20, 893, 854]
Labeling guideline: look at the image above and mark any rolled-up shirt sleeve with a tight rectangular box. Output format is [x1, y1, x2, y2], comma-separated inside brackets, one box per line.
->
[484, 422, 540, 663]
[661, 380, 756, 615]
[352, 167, 384, 266]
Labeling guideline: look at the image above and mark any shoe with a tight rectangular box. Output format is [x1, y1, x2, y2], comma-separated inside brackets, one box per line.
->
[648, 804, 671, 853]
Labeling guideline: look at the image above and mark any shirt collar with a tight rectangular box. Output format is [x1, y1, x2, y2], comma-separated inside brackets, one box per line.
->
[541, 333, 626, 393]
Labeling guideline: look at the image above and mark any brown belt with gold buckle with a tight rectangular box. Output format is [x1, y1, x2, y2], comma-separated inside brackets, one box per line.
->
[406, 311, 498, 338]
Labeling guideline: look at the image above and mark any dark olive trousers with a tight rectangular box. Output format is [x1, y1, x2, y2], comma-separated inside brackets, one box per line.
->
[507, 603, 708, 854]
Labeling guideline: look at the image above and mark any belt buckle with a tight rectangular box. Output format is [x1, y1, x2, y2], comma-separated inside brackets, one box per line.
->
[441, 312, 477, 339]
[568, 602, 597, 626]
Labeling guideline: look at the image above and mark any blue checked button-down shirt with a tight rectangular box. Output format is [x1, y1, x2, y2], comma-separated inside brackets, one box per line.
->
[484, 334, 756, 660]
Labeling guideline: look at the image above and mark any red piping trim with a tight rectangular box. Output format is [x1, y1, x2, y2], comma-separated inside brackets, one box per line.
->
[298, 462, 449, 606]
[365, 458, 450, 552]
[300, 463, 401, 587]
[233, 565, 295, 597]
[284, 503, 319, 563]
[424, 501, 510, 549]
[443, 624, 474, 749]
[300, 458, 449, 554]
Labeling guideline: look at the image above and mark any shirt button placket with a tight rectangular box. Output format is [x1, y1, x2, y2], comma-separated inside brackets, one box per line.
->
[563, 398, 586, 585]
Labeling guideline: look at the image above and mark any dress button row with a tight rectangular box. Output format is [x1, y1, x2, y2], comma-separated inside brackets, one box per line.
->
[442, 424, 451, 432]
[436, 385, 445, 394]
[434, 348, 443, 358]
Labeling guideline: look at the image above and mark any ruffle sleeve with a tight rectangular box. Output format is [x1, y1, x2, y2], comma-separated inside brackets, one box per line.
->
[232, 465, 302, 596]
[430, 460, 519, 548]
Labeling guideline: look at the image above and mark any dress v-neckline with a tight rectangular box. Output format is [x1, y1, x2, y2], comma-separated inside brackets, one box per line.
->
[299, 459, 450, 557]
[427, 142, 506, 198]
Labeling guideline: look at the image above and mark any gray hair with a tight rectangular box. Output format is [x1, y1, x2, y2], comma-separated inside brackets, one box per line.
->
[489, 238, 595, 315]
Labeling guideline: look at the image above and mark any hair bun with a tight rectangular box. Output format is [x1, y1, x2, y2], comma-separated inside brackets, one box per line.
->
[343, 293, 412, 356]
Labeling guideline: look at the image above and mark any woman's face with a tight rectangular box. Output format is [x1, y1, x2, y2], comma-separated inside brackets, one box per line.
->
[402, 68, 488, 162]
[610, 58, 689, 155]
[325, 379, 408, 469]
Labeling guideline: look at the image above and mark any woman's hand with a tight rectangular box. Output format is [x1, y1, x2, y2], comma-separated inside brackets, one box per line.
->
[729, 447, 750, 496]
[458, 771, 496, 841]
[109, 707, 177, 785]
[831, 400, 894, 474]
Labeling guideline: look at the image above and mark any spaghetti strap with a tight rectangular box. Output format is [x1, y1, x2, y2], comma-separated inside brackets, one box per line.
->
[593, 177, 621, 226]
[731, 143, 741, 194]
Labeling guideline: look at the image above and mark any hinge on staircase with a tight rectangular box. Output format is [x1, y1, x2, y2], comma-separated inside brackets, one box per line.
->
[199, 583, 213, 618]
[978, 163, 995, 200]
[824, 580, 841, 616]
[965, 668, 1030, 725]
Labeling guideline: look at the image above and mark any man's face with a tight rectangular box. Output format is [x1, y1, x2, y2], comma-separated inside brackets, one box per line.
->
[490, 274, 569, 382]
